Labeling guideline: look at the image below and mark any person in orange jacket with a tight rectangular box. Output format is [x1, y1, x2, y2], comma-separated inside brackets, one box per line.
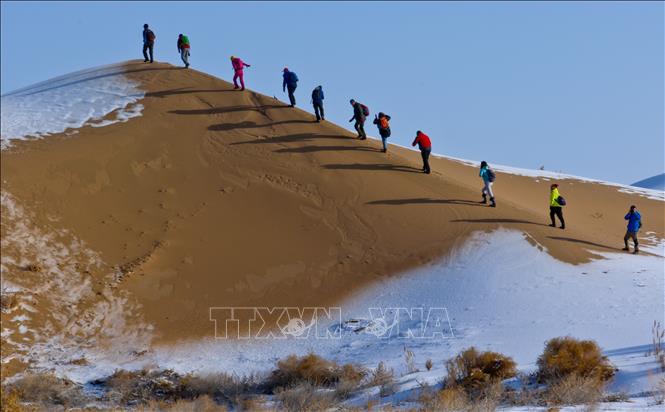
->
[412, 130, 432, 174]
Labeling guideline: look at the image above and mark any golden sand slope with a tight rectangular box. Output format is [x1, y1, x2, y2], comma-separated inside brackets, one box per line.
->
[1, 62, 663, 364]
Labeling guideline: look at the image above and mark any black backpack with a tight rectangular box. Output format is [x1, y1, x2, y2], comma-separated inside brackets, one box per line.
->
[487, 168, 496, 182]
[312, 88, 322, 101]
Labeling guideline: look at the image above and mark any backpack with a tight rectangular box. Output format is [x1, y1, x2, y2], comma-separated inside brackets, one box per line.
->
[379, 117, 389, 130]
[312, 88, 322, 101]
[360, 104, 370, 117]
[557, 195, 566, 206]
[147, 30, 156, 42]
[487, 168, 496, 182]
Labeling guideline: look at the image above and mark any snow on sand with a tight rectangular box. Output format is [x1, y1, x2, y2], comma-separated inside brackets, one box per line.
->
[45, 229, 663, 407]
[1, 63, 144, 149]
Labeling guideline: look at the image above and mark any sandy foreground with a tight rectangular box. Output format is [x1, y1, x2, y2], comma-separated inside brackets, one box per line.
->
[1, 61, 663, 378]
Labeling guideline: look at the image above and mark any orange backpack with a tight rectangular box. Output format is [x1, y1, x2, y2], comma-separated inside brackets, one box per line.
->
[379, 117, 389, 129]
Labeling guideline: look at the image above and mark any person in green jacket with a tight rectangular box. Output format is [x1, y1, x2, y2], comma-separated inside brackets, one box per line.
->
[177, 34, 190, 68]
[549, 184, 565, 229]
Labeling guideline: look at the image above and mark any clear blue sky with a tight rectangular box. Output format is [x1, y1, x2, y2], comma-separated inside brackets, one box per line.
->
[2, 1, 663, 184]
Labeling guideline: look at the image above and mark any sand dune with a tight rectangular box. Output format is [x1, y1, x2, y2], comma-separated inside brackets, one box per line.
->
[1, 61, 663, 378]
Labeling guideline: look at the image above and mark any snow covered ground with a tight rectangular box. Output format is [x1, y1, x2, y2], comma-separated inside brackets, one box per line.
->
[0, 63, 144, 149]
[37, 229, 663, 409]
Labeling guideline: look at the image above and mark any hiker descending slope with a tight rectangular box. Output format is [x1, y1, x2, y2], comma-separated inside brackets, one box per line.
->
[142, 24, 156, 63]
[479, 161, 496, 207]
[283, 68, 299, 107]
[549, 184, 566, 229]
[412, 130, 432, 174]
[373, 112, 391, 153]
[349, 99, 368, 140]
[177, 34, 190, 68]
[623, 205, 642, 254]
[312, 86, 325, 121]
[231, 56, 251, 90]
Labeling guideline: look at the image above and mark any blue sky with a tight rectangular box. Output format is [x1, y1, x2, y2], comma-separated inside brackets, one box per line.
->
[1, 1, 663, 184]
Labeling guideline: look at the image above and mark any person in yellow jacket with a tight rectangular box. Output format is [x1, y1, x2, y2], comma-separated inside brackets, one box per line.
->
[549, 184, 565, 229]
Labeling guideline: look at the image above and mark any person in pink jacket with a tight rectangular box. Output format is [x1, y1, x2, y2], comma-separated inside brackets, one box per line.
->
[230, 56, 251, 90]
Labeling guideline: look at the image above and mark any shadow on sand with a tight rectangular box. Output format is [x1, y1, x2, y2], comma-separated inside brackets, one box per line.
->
[323, 163, 423, 174]
[209, 119, 315, 132]
[230, 133, 348, 146]
[367, 198, 487, 207]
[547, 236, 619, 251]
[450, 218, 550, 226]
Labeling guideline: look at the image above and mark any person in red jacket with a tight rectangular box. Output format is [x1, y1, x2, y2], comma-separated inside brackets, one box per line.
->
[412, 130, 432, 174]
[230, 56, 251, 90]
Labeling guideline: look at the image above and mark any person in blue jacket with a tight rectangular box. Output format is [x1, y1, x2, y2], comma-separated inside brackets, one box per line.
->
[479, 161, 496, 207]
[623, 205, 642, 254]
[283, 68, 299, 107]
[311, 85, 324, 122]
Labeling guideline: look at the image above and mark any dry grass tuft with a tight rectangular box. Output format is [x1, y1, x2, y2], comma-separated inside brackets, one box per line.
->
[445, 347, 517, 399]
[542, 373, 603, 406]
[274, 382, 336, 412]
[139, 395, 227, 411]
[425, 359, 433, 371]
[266, 353, 365, 393]
[537, 337, 615, 384]
[0, 289, 18, 313]
[0, 386, 25, 412]
[5, 373, 88, 408]
[368, 361, 397, 397]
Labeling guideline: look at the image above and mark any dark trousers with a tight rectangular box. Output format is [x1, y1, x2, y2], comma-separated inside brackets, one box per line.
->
[624, 231, 638, 249]
[354, 120, 366, 139]
[313, 102, 324, 121]
[287, 85, 297, 106]
[550, 206, 565, 228]
[421, 148, 431, 173]
[143, 43, 154, 62]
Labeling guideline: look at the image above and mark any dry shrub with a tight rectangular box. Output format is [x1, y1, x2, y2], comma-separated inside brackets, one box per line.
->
[445, 347, 517, 399]
[0, 386, 25, 412]
[0, 290, 18, 313]
[537, 337, 615, 384]
[419, 386, 469, 411]
[404, 346, 418, 374]
[104, 369, 198, 405]
[274, 382, 335, 412]
[425, 359, 433, 371]
[267, 353, 364, 392]
[368, 361, 397, 397]
[184, 372, 260, 406]
[542, 374, 603, 406]
[140, 395, 227, 411]
[7, 372, 88, 408]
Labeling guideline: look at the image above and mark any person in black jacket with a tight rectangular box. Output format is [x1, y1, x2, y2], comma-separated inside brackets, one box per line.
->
[349, 99, 367, 139]
[142, 24, 156, 63]
[311, 86, 325, 122]
[282, 68, 299, 107]
[373, 112, 391, 152]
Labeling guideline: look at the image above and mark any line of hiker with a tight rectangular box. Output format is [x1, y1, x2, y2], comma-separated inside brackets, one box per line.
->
[139, 25, 646, 252]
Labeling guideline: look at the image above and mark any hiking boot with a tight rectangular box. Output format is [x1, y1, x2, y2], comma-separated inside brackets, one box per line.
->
[144, 59, 149, 63]
[622, 247, 630, 251]
[549, 224, 556, 227]
[490, 197, 496, 207]
[381, 148, 387, 153]
[481, 194, 487, 204]
[560, 226, 565, 230]
[633, 249, 639, 254]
